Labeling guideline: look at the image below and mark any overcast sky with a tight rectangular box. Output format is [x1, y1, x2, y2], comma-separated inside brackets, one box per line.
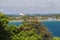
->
[0, 0, 60, 14]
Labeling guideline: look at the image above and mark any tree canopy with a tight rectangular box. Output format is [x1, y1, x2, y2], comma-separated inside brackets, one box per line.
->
[0, 13, 11, 40]
[0, 13, 53, 40]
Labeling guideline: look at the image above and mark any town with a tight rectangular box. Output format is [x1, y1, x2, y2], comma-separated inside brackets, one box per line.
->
[8, 13, 60, 22]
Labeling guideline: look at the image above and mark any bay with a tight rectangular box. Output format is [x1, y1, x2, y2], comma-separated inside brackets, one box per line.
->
[9, 21, 60, 37]
[42, 21, 60, 37]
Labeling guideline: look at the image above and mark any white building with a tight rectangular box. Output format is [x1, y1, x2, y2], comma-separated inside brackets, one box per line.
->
[19, 13, 25, 16]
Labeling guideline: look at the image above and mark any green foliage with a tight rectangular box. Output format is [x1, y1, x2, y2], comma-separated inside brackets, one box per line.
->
[12, 29, 42, 40]
[53, 37, 60, 40]
[7, 25, 18, 35]
[0, 13, 9, 28]
[0, 13, 11, 40]
[0, 13, 53, 40]
[12, 16, 53, 40]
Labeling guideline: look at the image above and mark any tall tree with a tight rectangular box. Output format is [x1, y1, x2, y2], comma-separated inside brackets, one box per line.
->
[17, 16, 53, 40]
[0, 13, 11, 40]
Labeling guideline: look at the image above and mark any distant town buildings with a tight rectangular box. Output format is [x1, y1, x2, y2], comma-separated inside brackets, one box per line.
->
[8, 14, 60, 21]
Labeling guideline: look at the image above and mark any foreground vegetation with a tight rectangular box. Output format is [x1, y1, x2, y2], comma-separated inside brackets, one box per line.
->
[0, 13, 60, 40]
[53, 36, 60, 40]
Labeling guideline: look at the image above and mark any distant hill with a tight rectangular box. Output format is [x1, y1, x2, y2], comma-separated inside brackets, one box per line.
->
[6, 13, 60, 17]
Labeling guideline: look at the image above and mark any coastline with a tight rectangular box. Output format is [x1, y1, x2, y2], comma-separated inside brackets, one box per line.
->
[9, 20, 22, 22]
[9, 20, 60, 37]
[9, 20, 60, 22]
[39, 20, 60, 21]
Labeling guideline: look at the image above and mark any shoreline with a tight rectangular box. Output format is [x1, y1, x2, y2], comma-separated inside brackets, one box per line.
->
[9, 20, 60, 22]
[9, 20, 22, 22]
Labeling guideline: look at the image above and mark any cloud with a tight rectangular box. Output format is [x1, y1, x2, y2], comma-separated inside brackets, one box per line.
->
[0, 0, 59, 8]
[0, 0, 60, 14]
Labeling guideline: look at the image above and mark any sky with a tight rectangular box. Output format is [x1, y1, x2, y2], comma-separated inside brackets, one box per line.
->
[0, 0, 60, 15]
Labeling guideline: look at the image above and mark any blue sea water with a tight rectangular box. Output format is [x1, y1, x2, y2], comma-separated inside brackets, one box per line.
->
[9, 22, 22, 26]
[9, 21, 60, 37]
[42, 21, 60, 37]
